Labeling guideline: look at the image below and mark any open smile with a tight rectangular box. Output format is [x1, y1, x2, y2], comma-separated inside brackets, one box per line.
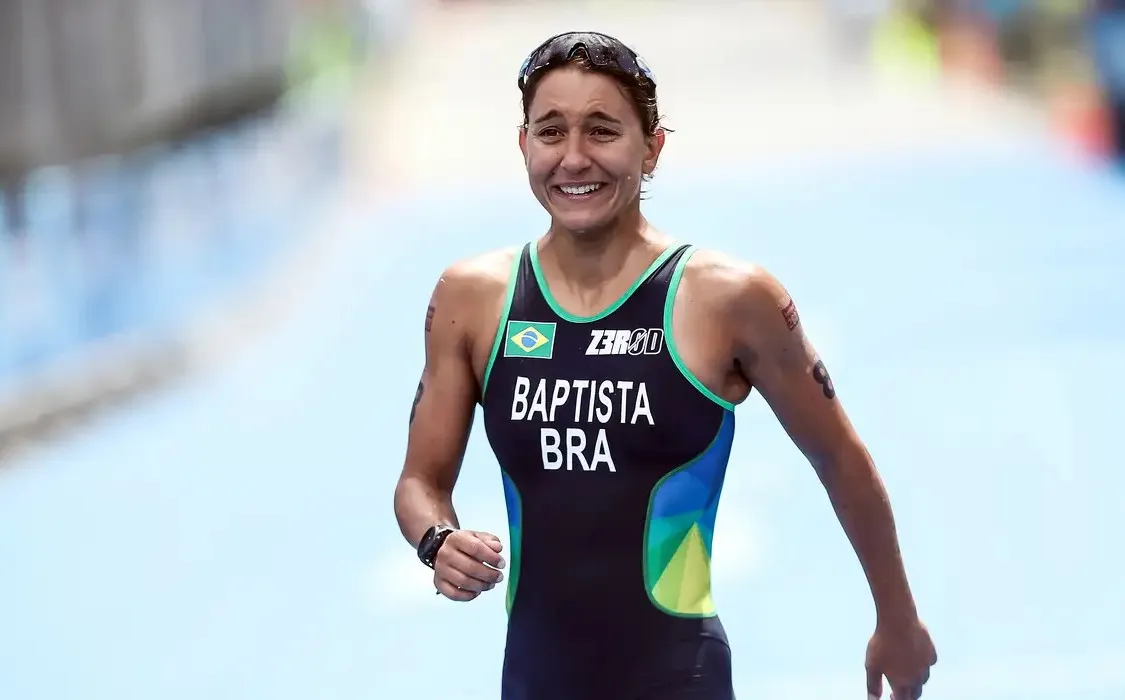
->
[553, 182, 607, 200]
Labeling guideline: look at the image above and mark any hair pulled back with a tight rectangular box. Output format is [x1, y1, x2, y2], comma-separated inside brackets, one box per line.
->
[519, 48, 664, 138]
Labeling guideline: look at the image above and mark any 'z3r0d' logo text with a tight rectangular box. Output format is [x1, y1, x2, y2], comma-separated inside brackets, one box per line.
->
[585, 328, 664, 356]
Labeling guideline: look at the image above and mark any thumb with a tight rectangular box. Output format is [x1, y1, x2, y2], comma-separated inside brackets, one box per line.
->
[866, 664, 883, 700]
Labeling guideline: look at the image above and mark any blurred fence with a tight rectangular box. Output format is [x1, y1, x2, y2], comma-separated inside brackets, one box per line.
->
[0, 0, 375, 446]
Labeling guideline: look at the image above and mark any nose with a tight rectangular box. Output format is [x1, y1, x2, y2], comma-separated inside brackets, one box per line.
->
[558, 133, 592, 173]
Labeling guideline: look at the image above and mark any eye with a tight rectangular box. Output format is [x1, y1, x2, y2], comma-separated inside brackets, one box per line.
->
[536, 127, 564, 142]
[590, 127, 619, 141]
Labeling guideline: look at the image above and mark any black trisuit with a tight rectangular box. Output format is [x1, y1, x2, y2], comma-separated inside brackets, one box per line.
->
[481, 242, 738, 700]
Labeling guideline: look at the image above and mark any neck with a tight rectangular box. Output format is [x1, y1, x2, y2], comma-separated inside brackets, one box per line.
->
[543, 207, 649, 289]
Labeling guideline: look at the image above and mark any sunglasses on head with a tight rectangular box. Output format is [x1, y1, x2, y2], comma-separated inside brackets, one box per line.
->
[516, 31, 657, 93]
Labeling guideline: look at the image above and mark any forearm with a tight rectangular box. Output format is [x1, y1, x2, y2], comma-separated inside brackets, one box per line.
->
[815, 448, 918, 625]
[394, 475, 460, 549]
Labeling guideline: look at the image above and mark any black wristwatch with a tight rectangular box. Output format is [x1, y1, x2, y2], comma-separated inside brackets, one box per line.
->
[417, 524, 455, 569]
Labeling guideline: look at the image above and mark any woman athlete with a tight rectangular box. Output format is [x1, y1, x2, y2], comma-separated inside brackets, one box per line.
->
[394, 31, 937, 700]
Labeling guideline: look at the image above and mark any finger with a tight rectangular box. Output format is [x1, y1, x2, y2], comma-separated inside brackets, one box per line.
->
[866, 664, 883, 699]
[434, 577, 479, 602]
[438, 549, 504, 590]
[470, 531, 504, 553]
[439, 564, 498, 592]
[442, 545, 504, 582]
[453, 533, 506, 569]
[890, 684, 922, 700]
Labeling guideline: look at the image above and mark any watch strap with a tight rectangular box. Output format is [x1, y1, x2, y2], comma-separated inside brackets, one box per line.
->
[417, 524, 455, 569]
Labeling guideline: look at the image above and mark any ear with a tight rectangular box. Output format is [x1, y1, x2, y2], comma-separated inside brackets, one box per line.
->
[642, 128, 665, 176]
[518, 126, 529, 164]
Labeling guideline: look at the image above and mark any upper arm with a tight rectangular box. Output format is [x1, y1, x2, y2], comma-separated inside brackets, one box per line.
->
[400, 269, 481, 493]
[728, 268, 864, 466]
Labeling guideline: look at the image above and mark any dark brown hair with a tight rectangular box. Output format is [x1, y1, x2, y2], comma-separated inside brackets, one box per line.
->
[519, 49, 664, 137]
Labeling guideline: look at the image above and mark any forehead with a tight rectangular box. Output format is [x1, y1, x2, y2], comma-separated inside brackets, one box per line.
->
[527, 67, 636, 122]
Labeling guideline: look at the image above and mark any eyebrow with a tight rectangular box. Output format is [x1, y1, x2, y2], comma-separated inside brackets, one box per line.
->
[530, 109, 625, 126]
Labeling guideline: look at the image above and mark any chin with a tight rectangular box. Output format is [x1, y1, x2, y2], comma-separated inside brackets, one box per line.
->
[549, 199, 623, 234]
[552, 211, 616, 236]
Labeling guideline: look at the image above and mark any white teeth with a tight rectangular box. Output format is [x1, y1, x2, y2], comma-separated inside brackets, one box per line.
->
[559, 183, 601, 195]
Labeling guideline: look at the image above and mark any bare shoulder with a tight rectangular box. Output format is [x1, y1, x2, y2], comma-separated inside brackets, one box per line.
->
[680, 248, 812, 384]
[432, 246, 520, 323]
[430, 247, 520, 366]
[679, 248, 790, 318]
[436, 247, 520, 304]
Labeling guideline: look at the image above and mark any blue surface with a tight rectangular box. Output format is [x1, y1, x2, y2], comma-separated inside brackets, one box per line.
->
[0, 111, 333, 395]
[1090, 11, 1125, 99]
[1, 141, 1123, 699]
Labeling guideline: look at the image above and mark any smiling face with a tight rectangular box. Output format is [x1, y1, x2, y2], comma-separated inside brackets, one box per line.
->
[519, 66, 664, 237]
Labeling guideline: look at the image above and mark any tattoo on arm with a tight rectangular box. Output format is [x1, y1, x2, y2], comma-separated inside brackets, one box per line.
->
[781, 300, 799, 331]
[409, 380, 425, 424]
[413, 305, 436, 422]
[812, 360, 836, 399]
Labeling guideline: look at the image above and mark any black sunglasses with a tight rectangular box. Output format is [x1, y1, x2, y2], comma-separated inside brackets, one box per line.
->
[516, 31, 657, 93]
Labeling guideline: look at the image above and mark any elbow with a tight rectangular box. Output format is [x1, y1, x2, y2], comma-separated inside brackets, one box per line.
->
[393, 473, 423, 525]
[392, 474, 422, 546]
[392, 475, 408, 521]
[393, 468, 455, 544]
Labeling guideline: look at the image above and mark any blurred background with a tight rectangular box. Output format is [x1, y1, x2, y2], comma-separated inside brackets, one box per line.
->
[1, 0, 1123, 698]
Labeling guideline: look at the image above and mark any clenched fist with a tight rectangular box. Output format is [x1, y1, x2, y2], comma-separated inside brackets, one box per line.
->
[434, 530, 506, 601]
[866, 616, 937, 700]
